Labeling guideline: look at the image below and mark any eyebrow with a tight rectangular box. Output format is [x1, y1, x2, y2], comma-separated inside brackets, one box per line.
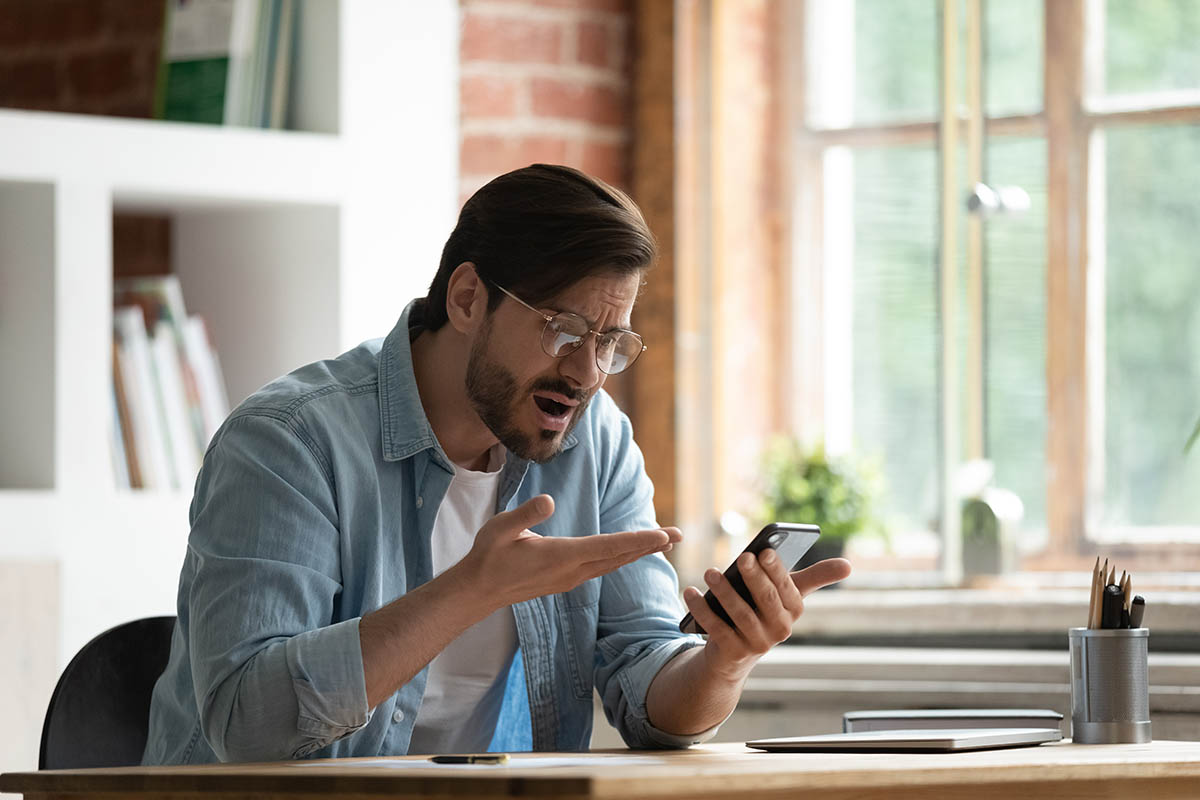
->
[544, 303, 635, 335]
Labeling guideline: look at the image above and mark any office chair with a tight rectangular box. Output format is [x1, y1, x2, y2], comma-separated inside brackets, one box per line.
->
[39, 615, 175, 770]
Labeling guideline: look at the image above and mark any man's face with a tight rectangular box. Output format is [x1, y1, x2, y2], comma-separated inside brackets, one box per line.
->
[465, 271, 641, 463]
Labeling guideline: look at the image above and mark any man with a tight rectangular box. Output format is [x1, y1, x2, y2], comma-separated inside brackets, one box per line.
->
[143, 164, 851, 764]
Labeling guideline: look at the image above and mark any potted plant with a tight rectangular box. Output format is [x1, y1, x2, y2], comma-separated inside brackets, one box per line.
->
[757, 436, 886, 572]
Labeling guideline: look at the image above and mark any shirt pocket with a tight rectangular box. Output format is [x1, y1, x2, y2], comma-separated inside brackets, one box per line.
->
[556, 578, 600, 700]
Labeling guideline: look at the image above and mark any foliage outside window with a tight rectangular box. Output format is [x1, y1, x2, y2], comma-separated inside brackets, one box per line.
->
[790, 0, 1200, 578]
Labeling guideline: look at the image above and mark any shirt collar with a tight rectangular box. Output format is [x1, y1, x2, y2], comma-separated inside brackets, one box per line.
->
[378, 300, 578, 464]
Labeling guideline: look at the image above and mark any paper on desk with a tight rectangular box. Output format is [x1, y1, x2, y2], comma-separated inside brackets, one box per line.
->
[295, 755, 677, 769]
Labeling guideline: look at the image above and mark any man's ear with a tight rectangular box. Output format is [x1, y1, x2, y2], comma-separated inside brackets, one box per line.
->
[445, 262, 491, 334]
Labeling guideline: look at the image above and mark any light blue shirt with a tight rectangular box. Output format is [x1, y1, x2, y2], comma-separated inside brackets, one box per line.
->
[143, 302, 709, 764]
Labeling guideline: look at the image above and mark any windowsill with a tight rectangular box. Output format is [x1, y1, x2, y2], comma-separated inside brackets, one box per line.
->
[743, 644, 1200, 713]
[795, 584, 1200, 639]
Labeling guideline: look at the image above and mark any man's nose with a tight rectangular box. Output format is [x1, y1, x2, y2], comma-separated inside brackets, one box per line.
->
[558, 334, 603, 390]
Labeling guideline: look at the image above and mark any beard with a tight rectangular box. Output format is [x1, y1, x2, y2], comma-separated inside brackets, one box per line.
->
[465, 321, 592, 464]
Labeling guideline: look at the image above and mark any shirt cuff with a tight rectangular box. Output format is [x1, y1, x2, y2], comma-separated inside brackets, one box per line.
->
[285, 617, 371, 754]
[618, 636, 727, 748]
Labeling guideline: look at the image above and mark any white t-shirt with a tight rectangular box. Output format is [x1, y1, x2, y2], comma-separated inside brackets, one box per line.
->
[406, 446, 518, 755]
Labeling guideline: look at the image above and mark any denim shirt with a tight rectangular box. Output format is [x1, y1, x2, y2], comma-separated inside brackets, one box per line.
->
[143, 302, 710, 764]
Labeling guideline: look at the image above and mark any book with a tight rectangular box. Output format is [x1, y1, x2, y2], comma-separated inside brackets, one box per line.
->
[109, 373, 131, 490]
[114, 307, 173, 490]
[111, 340, 142, 489]
[151, 320, 203, 490]
[181, 315, 231, 447]
[155, 0, 292, 128]
[267, 0, 295, 128]
[114, 275, 207, 454]
[113, 275, 230, 489]
[155, 0, 239, 124]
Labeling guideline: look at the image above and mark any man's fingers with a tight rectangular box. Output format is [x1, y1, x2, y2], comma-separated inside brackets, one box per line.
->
[760, 549, 805, 613]
[492, 494, 555, 535]
[548, 529, 672, 562]
[705, 567, 763, 642]
[682, 585, 734, 638]
[790, 557, 853, 597]
[577, 546, 667, 581]
[739, 552, 783, 616]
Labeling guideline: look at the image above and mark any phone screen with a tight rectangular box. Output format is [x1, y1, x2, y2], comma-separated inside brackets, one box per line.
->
[679, 523, 820, 635]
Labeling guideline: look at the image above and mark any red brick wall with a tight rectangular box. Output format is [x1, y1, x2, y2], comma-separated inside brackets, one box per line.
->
[1, 0, 169, 275]
[0, 0, 163, 117]
[458, 0, 634, 202]
[1, 0, 639, 278]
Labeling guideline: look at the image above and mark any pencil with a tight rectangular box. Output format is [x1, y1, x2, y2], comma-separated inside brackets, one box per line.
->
[1124, 574, 1133, 613]
[1087, 557, 1100, 629]
[1096, 558, 1110, 628]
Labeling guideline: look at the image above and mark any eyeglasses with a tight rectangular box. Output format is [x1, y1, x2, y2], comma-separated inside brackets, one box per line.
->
[492, 283, 646, 375]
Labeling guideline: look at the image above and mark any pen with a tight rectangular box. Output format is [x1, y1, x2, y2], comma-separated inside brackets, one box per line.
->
[1130, 595, 1146, 629]
[1101, 583, 1123, 629]
[429, 754, 510, 765]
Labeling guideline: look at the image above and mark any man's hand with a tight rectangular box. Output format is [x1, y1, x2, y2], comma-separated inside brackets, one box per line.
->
[682, 552, 852, 682]
[459, 494, 682, 611]
[361, 493, 677, 708]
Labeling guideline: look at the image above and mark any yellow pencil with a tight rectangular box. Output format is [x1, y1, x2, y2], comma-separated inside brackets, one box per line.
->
[1087, 557, 1100, 629]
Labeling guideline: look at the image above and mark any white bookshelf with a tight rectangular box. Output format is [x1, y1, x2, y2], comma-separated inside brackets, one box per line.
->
[0, 0, 460, 775]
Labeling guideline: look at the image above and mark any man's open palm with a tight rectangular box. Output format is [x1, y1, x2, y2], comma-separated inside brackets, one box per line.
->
[464, 494, 681, 609]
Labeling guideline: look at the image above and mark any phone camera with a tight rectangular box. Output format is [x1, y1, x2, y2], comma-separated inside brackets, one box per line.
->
[767, 532, 785, 548]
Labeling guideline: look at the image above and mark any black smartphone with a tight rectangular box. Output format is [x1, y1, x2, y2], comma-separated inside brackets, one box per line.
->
[678, 522, 821, 635]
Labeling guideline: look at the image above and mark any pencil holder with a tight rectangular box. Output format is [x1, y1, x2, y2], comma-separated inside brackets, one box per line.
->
[1068, 627, 1152, 744]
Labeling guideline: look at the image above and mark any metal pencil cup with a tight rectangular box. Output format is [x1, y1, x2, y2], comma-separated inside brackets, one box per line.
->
[1068, 627, 1152, 744]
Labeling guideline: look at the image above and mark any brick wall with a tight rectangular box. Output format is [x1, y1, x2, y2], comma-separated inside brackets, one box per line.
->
[458, 0, 634, 202]
[0, 0, 163, 117]
[1, 0, 640, 284]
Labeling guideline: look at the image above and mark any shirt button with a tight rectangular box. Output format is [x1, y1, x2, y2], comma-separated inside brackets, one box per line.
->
[415, 496, 423, 509]
[392, 709, 405, 723]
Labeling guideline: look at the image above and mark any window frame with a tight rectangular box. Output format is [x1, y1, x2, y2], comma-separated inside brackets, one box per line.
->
[786, 0, 1200, 577]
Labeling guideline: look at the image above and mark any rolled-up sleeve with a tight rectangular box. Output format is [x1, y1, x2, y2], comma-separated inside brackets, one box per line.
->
[186, 413, 370, 762]
[592, 409, 718, 748]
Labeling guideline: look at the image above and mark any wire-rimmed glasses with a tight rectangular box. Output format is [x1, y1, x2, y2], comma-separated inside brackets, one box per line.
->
[492, 283, 646, 375]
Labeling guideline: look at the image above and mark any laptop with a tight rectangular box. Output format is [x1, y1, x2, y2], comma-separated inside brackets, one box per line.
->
[747, 727, 1063, 753]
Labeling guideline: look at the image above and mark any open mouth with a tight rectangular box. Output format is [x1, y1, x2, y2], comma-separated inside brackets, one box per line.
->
[534, 396, 572, 418]
[531, 391, 579, 432]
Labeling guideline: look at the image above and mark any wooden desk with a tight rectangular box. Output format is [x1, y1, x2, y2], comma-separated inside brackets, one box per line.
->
[3, 741, 1199, 800]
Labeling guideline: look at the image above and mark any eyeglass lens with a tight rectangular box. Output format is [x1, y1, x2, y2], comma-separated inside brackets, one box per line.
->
[543, 314, 642, 374]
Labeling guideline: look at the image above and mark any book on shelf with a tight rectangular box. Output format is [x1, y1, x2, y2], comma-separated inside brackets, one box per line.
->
[155, 0, 295, 128]
[111, 276, 230, 491]
[113, 307, 174, 490]
[108, 367, 132, 491]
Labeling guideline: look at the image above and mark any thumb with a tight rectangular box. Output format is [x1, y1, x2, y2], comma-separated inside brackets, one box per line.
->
[491, 494, 555, 535]
[791, 557, 853, 597]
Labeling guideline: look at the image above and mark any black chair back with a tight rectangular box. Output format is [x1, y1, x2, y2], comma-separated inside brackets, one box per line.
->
[39, 616, 175, 770]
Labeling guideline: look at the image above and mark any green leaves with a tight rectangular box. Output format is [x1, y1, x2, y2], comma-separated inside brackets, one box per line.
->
[758, 437, 885, 543]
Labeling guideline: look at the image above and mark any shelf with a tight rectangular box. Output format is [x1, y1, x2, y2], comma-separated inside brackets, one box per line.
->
[0, 0, 463, 776]
[0, 109, 345, 208]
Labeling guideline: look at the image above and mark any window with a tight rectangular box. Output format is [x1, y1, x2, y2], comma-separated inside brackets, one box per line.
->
[1084, 0, 1200, 542]
[661, 0, 1200, 586]
[784, 0, 1200, 579]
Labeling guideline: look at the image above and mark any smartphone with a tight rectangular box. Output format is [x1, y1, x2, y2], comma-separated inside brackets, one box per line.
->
[678, 522, 820, 635]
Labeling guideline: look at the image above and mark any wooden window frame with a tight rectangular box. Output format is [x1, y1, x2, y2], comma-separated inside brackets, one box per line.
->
[785, 0, 1200, 576]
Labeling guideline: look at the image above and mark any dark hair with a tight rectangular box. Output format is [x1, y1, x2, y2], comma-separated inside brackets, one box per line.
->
[417, 164, 657, 331]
